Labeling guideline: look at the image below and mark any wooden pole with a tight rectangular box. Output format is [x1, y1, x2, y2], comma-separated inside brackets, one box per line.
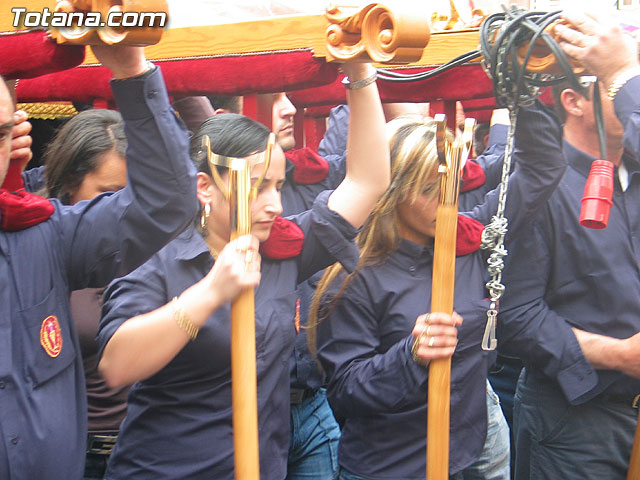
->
[427, 116, 475, 479]
[627, 405, 640, 480]
[229, 164, 260, 480]
[205, 134, 274, 480]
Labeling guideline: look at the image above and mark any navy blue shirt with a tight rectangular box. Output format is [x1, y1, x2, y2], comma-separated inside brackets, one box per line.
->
[98, 191, 357, 480]
[292, 110, 507, 392]
[498, 76, 640, 405]
[22, 165, 46, 193]
[315, 103, 566, 478]
[281, 150, 346, 391]
[0, 68, 197, 480]
[318, 105, 350, 159]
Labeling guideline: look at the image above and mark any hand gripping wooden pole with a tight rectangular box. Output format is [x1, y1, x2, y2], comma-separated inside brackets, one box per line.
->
[204, 133, 275, 480]
[426, 116, 475, 479]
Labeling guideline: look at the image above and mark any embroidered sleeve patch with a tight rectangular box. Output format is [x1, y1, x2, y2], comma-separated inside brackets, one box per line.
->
[40, 315, 63, 358]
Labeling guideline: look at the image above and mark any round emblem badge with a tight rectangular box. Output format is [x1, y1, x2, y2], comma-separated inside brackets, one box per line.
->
[40, 315, 63, 358]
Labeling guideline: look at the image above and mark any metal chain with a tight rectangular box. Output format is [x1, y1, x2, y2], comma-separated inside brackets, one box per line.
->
[479, 109, 518, 351]
[477, 6, 570, 350]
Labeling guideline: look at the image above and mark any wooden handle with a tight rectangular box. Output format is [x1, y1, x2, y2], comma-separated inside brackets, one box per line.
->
[426, 117, 474, 479]
[427, 204, 457, 480]
[627, 408, 640, 480]
[231, 289, 260, 479]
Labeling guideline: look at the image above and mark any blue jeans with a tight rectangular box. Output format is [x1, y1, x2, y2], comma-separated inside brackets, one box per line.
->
[514, 369, 637, 480]
[456, 381, 510, 480]
[489, 357, 522, 479]
[287, 388, 340, 480]
[340, 382, 509, 480]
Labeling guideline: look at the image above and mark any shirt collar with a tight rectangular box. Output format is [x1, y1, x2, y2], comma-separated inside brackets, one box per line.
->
[563, 139, 597, 179]
[173, 225, 211, 261]
[395, 237, 433, 263]
[564, 139, 640, 182]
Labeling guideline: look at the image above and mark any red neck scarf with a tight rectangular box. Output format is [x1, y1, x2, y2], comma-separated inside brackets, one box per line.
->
[460, 160, 487, 193]
[1, 160, 54, 232]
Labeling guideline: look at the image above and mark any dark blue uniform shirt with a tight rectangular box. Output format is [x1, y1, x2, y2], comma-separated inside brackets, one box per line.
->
[315, 103, 566, 478]
[98, 191, 357, 480]
[301, 109, 506, 393]
[498, 77, 640, 405]
[0, 68, 197, 480]
[281, 150, 346, 391]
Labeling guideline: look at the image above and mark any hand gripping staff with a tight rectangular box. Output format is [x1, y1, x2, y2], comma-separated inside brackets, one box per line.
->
[201, 133, 275, 480]
[427, 115, 475, 480]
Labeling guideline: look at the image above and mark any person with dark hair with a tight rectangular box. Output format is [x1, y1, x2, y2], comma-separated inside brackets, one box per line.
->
[0, 44, 198, 480]
[97, 62, 390, 480]
[44, 109, 126, 203]
[497, 12, 640, 480]
[208, 94, 243, 114]
[308, 99, 566, 479]
[473, 122, 491, 157]
[37, 108, 129, 480]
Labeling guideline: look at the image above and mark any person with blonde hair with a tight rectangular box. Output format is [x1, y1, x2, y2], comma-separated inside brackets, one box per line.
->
[309, 101, 566, 479]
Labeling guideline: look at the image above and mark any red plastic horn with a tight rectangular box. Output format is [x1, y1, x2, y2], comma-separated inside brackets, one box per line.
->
[579, 160, 614, 229]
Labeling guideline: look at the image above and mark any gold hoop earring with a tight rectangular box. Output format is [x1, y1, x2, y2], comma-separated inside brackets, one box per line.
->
[200, 202, 211, 230]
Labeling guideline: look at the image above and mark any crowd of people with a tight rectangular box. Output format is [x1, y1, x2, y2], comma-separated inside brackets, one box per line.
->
[0, 9, 639, 480]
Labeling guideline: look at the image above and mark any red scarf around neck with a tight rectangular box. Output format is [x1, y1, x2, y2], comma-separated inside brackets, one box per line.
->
[1, 159, 54, 231]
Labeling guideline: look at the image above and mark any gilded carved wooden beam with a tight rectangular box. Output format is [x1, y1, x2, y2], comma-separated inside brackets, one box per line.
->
[48, 0, 168, 46]
[324, 3, 431, 64]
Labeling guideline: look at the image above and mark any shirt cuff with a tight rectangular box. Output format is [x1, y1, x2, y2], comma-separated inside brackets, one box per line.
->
[110, 66, 171, 121]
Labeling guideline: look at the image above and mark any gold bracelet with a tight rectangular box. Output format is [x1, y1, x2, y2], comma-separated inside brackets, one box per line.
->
[172, 296, 199, 341]
[607, 66, 640, 101]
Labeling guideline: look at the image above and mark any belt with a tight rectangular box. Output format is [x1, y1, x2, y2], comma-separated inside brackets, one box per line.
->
[597, 393, 640, 409]
[496, 354, 523, 368]
[290, 388, 315, 405]
[87, 434, 118, 456]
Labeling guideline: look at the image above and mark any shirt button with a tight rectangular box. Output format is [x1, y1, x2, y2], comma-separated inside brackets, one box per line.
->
[409, 266, 416, 273]
[10, 436, 18, 445]
[0, 381, 5, 389]
[147, 90, 158, 99]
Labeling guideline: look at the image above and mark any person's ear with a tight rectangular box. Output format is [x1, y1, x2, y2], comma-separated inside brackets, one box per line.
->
[196, 172, 216, 205]
[561, 88, 588, 118]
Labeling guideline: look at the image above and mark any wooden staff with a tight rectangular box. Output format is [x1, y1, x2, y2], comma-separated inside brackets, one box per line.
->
[205, 134, 275, 480]
[626, 399, 640, 479]
[427, 116, 475, 479]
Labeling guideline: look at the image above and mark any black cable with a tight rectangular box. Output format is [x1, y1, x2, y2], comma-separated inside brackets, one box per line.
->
[375, 50, 482, 83]
[592, 80, 607, 160]
[373, 6, 588, 118]
[478, 6, 584, 108]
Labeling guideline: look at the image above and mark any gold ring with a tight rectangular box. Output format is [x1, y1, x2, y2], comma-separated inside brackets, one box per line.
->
[425, 325, 431, 337]
[244, 249, 254, 264]
[428, 336, 436, 348]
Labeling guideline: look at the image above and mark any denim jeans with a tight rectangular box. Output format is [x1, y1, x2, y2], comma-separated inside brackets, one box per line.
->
[514, 369, 637, 480]
[340, 382, 509, 480]
[456, 381, 510, 480]
[488, 357, 522, 479]
[287, 388, 340, 480]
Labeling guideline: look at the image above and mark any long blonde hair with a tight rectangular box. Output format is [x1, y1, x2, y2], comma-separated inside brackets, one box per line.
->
[307, 115, 450, 356]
